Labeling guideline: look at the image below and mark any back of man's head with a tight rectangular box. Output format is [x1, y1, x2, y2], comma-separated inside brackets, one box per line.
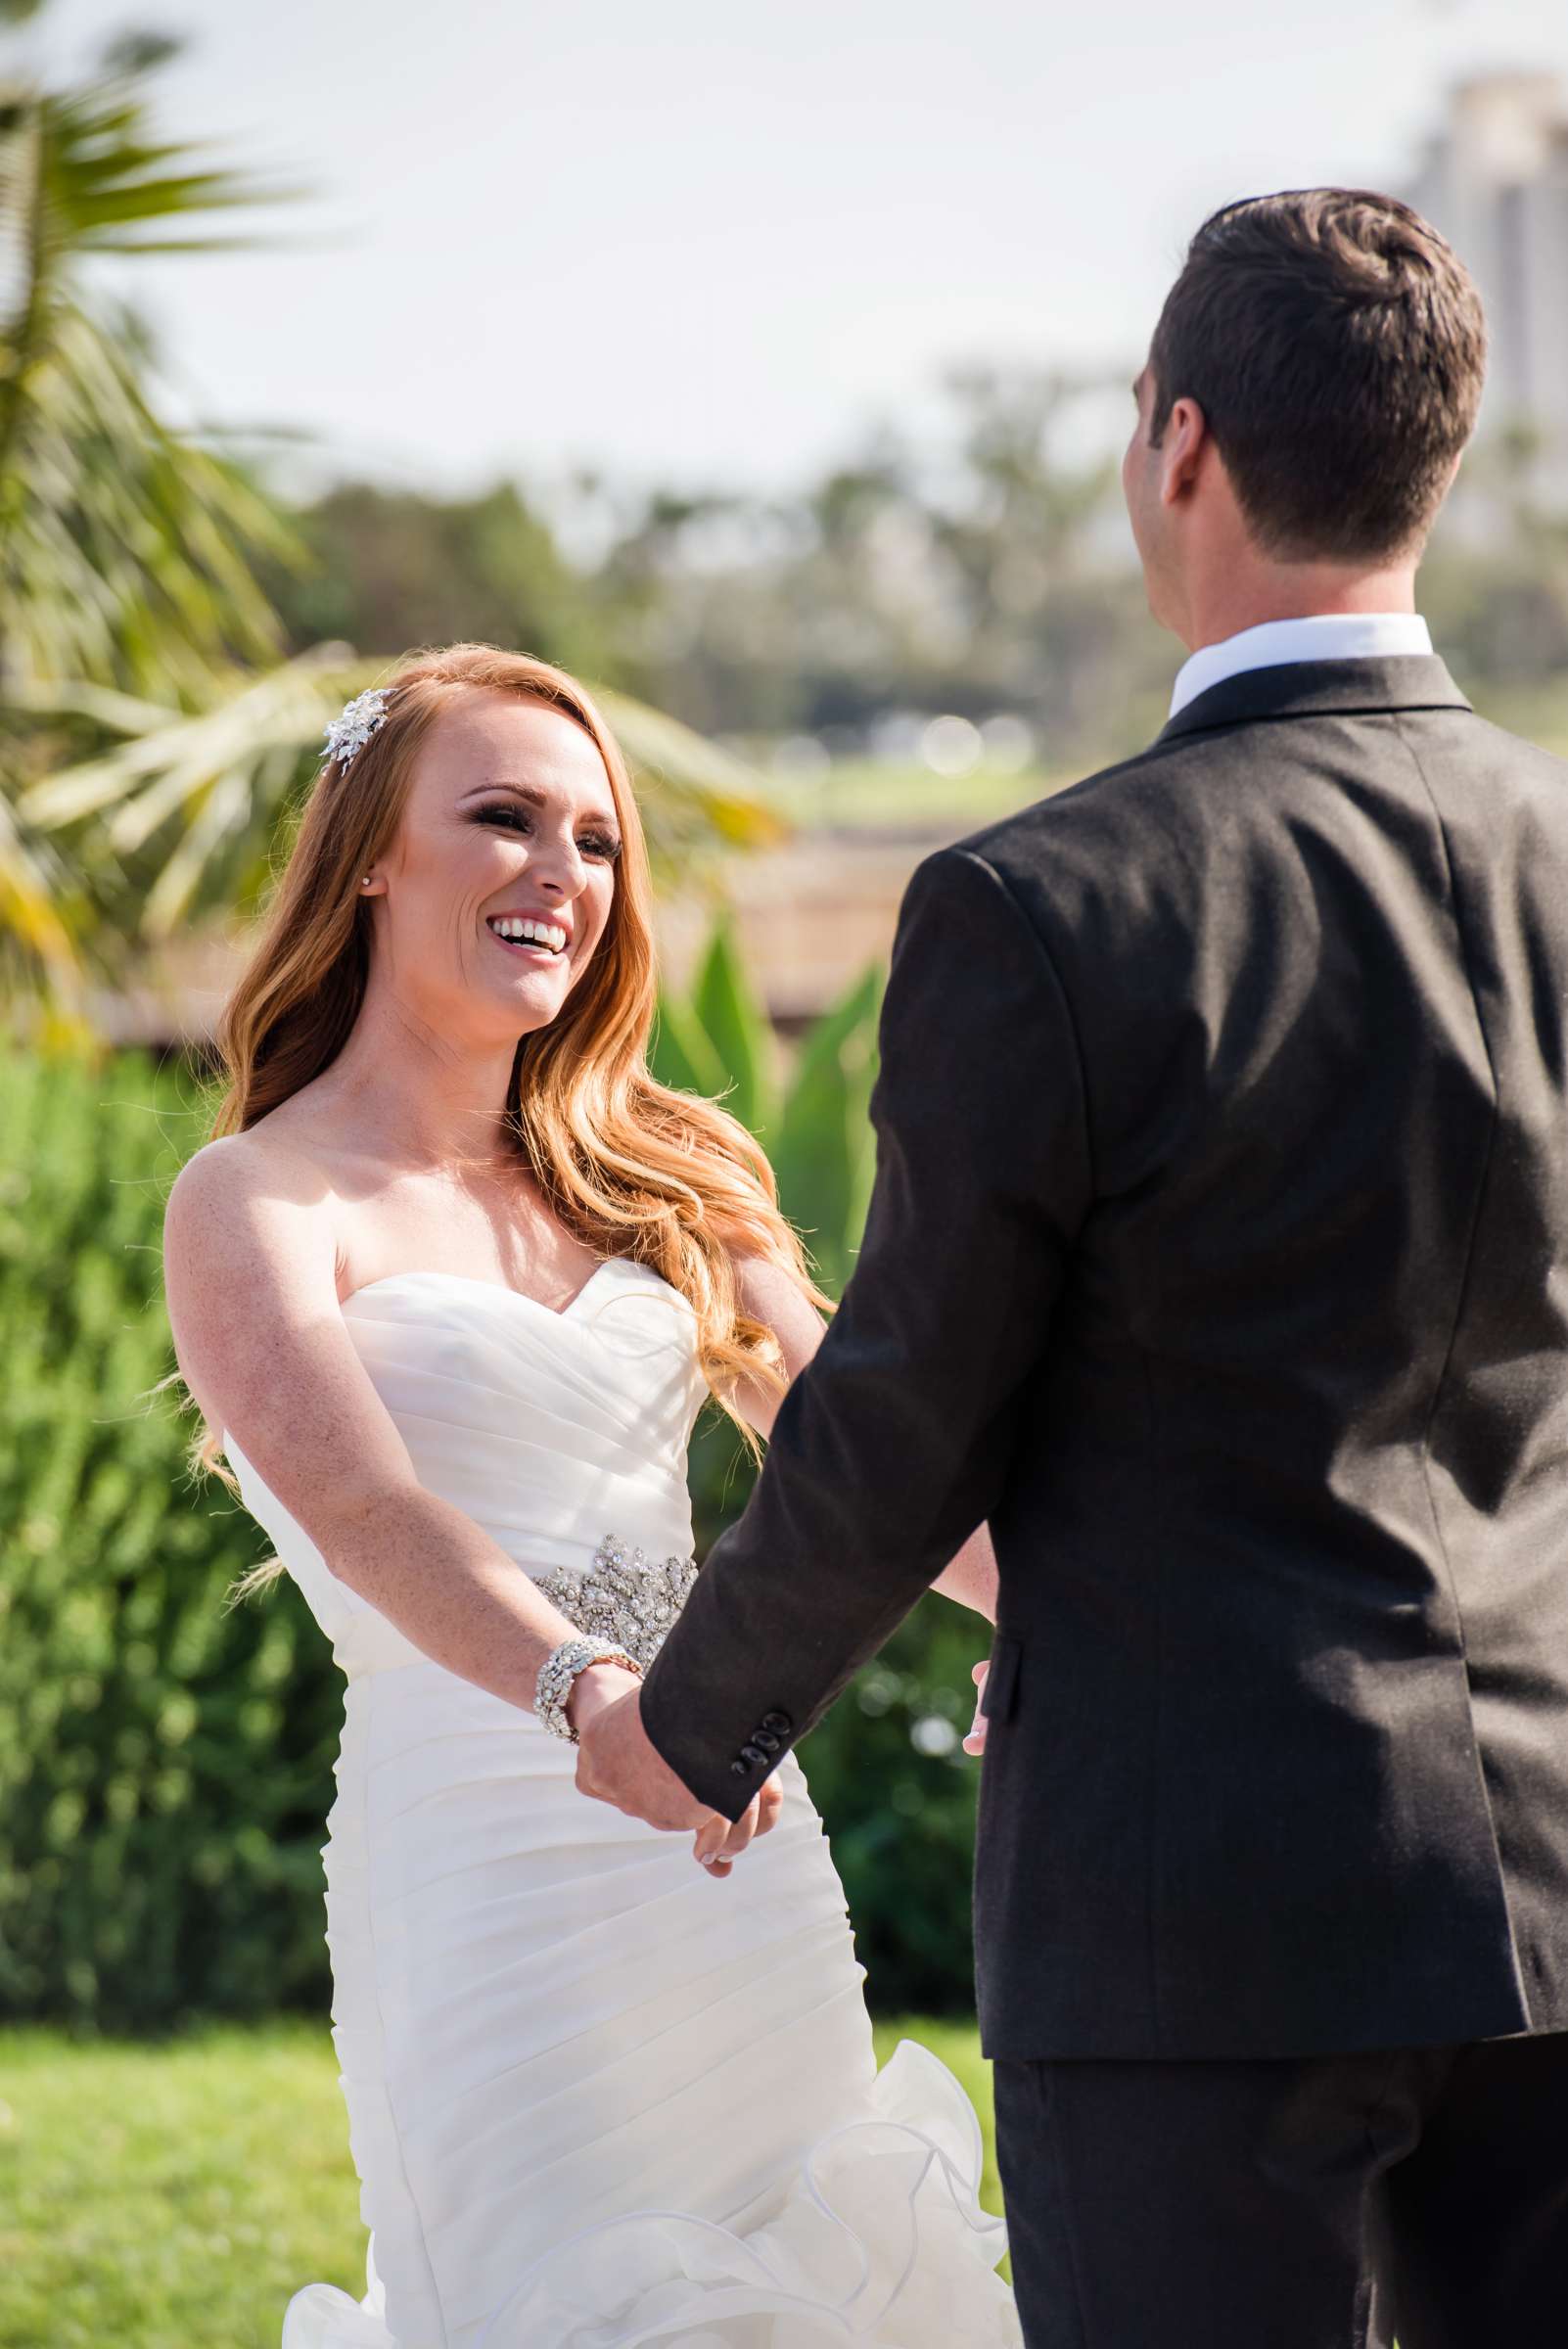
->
[1150, 188, 1487, 563]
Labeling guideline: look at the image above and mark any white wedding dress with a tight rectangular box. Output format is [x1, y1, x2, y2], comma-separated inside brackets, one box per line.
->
[221, 1256, 1019, 2348]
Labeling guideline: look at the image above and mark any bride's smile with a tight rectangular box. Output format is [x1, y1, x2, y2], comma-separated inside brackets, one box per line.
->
[484, 911, 571, 956]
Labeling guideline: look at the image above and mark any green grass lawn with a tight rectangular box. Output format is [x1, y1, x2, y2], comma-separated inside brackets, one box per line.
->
[763, 759, 1067, 835]
[0, 2015, 1002, 2348]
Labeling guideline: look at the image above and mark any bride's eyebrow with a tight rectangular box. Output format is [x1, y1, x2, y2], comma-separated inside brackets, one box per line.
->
[461, 781, 548, 807]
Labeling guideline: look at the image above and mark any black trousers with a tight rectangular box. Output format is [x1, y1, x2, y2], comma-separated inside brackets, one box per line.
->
[992, 2029, 1568, 2348]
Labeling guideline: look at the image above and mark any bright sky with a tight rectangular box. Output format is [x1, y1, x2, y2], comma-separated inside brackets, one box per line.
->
[15, 0, 1568, 498]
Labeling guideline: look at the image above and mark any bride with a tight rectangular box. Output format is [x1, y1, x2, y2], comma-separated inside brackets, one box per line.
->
[161, 641, 1018, 2347]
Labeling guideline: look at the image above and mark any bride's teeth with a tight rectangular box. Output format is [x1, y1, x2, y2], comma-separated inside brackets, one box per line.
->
[489, 917, 567, 952]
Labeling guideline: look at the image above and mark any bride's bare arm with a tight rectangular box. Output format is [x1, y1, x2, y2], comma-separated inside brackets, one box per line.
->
[161, 1136, 701, 1817]
[730, 1255, 999, 1625]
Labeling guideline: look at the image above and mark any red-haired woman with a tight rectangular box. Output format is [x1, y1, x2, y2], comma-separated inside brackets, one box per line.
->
[162, 645, 1016, 2347]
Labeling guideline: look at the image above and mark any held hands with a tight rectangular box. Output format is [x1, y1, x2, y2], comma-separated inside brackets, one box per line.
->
[572, 1646, 986, 1866]
[570, 1664, 782, 1876]
[692, 1777, 783, 1876]
[963, 1659, 990, 1756]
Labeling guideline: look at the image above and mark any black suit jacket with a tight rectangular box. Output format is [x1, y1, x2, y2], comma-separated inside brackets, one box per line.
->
[641, 656, 1568, 2061]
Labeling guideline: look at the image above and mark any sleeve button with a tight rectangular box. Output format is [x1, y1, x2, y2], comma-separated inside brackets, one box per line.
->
[731, 1758, 753, 1776]
[761, 1711, 792, 1733]
[753, 1731, 781, 1753]
[739, 1743, 766, 1766]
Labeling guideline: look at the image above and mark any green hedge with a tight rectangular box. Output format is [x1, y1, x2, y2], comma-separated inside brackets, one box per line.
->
[0, 1017, 989, 2032]
[0, 1042, 345, 2031]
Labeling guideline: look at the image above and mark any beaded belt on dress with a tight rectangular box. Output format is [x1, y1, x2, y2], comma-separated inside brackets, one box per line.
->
[530, 1534, 699, 1672]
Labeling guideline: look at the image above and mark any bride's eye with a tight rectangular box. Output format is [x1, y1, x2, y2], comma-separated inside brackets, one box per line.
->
[476, 804, 620, 864]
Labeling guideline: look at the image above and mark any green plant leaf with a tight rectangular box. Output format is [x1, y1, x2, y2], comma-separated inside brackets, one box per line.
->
[647, 990, 726, 1100]
[774, 962, 882, 1295]
[691, 919, 776, 1139]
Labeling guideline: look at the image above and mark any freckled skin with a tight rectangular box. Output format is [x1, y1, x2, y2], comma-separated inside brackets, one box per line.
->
[368, 692, 623, 1047]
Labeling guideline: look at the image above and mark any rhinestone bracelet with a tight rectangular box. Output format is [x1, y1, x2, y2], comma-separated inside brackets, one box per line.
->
[534, 1635, 643, 1743]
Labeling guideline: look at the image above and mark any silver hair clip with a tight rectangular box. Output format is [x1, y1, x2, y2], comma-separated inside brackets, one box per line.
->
[323, 688, 391, 769]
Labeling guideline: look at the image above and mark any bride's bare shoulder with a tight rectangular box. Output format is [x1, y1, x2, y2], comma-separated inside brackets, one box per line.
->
[166, 1114, 331, 1229]
[161, 1117, 357, 1446]
[162, 1119, 340, 1322]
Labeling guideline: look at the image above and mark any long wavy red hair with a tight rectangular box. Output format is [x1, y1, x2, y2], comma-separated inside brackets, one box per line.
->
[162, 644, 825, 1594]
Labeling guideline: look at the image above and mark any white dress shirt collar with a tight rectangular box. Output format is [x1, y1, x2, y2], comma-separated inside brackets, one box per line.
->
[1169, 613, 1434, 719]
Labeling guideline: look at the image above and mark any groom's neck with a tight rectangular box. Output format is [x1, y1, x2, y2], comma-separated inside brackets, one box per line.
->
[1173, 543, 1422, 656]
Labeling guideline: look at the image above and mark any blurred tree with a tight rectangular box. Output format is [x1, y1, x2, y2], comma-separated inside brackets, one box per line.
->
[574, 374, 1176, 759]
[590, 365, 1568, 771]
[0, 15, 781, 1024]
[1421, 421, 1568, 704]
[0, 23, 301, 695]
[269, 480, 611, 682]
[923, 365, 1161, 743]
[0, 16, 302, 1005]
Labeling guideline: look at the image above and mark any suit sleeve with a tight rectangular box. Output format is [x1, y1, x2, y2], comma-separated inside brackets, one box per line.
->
[639, 842, 1094, 1818]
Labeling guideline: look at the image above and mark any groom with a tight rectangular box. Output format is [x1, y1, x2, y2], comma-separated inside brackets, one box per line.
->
[578, 188, 1568, 2345]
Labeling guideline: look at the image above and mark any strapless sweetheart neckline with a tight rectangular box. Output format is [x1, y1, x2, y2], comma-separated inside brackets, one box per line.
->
[338, 1256, 636, 1322]
[218, 1259, 686, 1457]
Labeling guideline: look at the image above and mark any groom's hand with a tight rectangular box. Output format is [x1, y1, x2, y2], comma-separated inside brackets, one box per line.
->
[963, 1659, 990, 1756]
[692, 1776, 784, 1876]
[572, 1671, 713, 1830]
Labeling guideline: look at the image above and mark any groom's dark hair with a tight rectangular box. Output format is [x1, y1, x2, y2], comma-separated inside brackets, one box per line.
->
[1148, 188, 1487, 561]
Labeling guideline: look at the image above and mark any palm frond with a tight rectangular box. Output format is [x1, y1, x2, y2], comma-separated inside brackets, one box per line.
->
[15, 653, 785, 943]
[1, 295, 300, 692]
[0, 47, 308, 701]
[37, 72, 306, 254]
[598, 690, 787, 855]
[0, 785, 78, 978]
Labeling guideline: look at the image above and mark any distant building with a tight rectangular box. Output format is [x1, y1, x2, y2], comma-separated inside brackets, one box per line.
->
[1407, 73, 1568, 493]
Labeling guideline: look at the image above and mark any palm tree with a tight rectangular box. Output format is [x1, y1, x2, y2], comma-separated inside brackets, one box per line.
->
[0, 15, 305, 1000]
[0, 14, 778, 1019]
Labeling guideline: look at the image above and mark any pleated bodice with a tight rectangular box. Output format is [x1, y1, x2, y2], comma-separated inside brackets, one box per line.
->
[223, 1257, 709, 1682]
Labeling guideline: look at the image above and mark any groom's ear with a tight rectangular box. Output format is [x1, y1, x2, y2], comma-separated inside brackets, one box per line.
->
[1159, 396, 1211, 509]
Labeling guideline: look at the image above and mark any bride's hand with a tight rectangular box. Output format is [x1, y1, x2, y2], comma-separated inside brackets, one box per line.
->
[566, 1660, 644, 1740]
[692, 1778, 783, 1877]
[962, 1660, 989, 1756]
